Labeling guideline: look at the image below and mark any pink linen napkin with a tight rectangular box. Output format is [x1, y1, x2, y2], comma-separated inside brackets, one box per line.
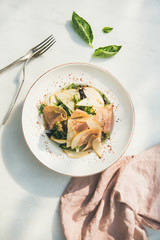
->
[60, 144, 160, 240]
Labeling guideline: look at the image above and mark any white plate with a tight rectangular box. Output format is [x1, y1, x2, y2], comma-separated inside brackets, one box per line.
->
[22, 62, 135, 176]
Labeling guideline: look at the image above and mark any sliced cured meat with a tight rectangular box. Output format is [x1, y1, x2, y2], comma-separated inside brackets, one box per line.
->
[67, 119, 88, 147]
[71, 129, 100, 149]
[43, 106, 67, 130]
[94, 104, 113, 133]
[70, 109, 90, 119]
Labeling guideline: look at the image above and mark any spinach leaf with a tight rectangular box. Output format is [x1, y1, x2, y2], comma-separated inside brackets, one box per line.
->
[93, 45, 122, 58]
[102, 27, 113, 33]
[72, 11, 93, 47]
[38, 104, 45, 115]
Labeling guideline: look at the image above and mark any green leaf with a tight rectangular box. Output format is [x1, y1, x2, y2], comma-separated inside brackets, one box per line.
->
[76, 106, 96, 115]
[102, 132, 110, 142]
[72, 11, 93, 47]
[98, 91, 110, 105]
[51, 122, 67, 139]
[38, 104, 45, 115]
[93, 45, 122, 58]
[56, 97, 72, 117]
[66, 83, 81, 89]
[102, 27, 113, 33]
[73, 94, 80, 104]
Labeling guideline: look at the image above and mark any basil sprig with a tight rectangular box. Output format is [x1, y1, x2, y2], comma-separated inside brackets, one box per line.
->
[72, 11, 93, 47]
[93, 45, 122, 58]
[102, 27, 113, 33]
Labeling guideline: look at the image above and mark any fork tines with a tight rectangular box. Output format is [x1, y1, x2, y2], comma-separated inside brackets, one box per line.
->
[34, 35, 56, 55]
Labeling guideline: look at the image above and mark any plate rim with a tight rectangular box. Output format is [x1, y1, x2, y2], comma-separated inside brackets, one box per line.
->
[21, 62, 135, 177]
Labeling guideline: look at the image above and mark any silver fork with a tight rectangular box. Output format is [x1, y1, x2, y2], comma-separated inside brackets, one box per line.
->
[2, 35, 56, 125]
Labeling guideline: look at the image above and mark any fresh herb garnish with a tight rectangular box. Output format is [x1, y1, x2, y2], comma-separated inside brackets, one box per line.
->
[99, 91, 110, 105]
[93, 45, 122, 58]
[102, 27, 113, 33]
[38, 104, 45, 115]
[102, 132, 110, 142]
[72, 11, 93, 47]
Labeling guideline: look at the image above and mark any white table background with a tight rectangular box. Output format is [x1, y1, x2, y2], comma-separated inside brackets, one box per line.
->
[0, 0, 160, 239]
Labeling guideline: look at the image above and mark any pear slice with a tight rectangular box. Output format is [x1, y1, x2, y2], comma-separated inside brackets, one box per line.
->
[55, 91, 74, 111]
[71, 129, 99, 149]
[44, 93, 50, 106]
[85, 119, 102, 130]
[44, 93, 58, 106]
[49, 94, 58, 106]
[76, 98, 102, 107]
[83, 135, 97, 151]
[67, 119, 76, 147]
[50, 136, 68, 144]
[64, 89, 80, 99]
[63, 149, 90, 158]
[84, 87, 104, 107]
[92, 136, 103, 158]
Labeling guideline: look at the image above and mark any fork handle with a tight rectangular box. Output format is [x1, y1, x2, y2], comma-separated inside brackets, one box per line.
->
[2, 59, 28, 125]
[0, 55, 26, 73]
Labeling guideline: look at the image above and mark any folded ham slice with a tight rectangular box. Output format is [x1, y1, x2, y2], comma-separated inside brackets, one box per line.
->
[67, 119, 89, 147]
[43, 106, 67, 130]
[94, 104, 113, 133]
[70, 109, 90, 119]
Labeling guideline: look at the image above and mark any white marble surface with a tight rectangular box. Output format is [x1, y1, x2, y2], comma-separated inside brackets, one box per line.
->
[0, 0, 160, 239]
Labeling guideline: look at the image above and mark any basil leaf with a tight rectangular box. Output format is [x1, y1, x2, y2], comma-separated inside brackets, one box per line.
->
[93, 45, 122, 58]
[102, 27, 113, 33]
[72, 11, 93, 47]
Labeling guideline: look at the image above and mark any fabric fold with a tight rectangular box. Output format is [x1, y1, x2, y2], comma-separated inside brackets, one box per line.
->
[60, 145, 160, 240]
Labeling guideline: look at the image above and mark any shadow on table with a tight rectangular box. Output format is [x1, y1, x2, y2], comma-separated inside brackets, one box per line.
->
[52, 201, 66, 240]
[1, 101, 70, 197]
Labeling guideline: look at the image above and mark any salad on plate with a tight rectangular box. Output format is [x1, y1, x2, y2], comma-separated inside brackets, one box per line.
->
[38, 83, 113, 158]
